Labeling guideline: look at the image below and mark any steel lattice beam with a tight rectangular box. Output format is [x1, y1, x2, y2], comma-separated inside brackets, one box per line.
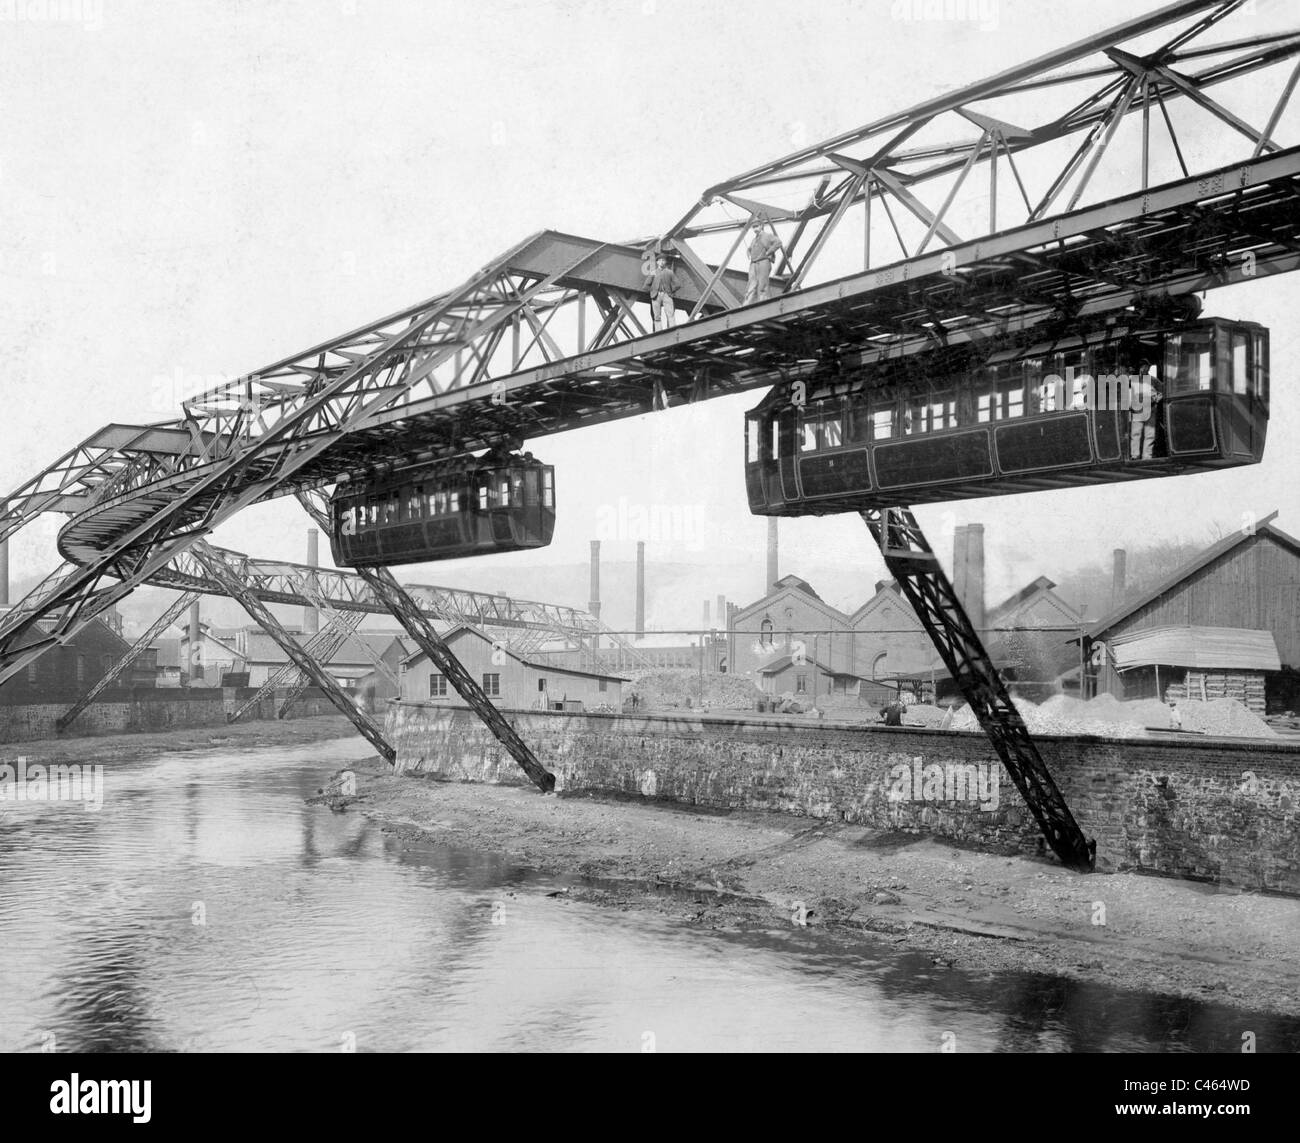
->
[356, 565, 556, 792]
[192, 543, 395, 764]
[863, 508, 1095, 872]
[55, 591, 201, 732]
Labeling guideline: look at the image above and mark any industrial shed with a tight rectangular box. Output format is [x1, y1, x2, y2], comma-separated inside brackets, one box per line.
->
[1085, 511, 1300, 711]
[401, 625, 625, 712]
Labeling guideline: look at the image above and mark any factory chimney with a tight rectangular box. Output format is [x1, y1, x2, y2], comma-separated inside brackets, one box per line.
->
[0, 537, 9, 607]
[1111, 548, 1127, 609]
[635, 541, 646, 639]
[188, 599, 203, 684]
[589, 540, 602, 653]
[966, 523, 985, 636]
[702, 600, 710, 632]
[716, 594, 726, 632]
[952, 524, 985, 634]
[304, 528, 320, 634]
[766, 518, 779, 590]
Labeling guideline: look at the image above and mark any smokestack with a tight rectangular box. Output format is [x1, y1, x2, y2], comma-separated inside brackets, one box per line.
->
[966, 523, 985, 636]
[0, 537, 8, 607]
[716, 594, 726, 632]
[1112, 548, 1127, 609]
[188, 599, 203, 683]
[952, 525, 970, 610]
[766, 518, 778, 590]
[635, 541, 645, 639]
[702, 600, 710, 631]
[589, 540, 601, 621]
[304, 528, 320, 634]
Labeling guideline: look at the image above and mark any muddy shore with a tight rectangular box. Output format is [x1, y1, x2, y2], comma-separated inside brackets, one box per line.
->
[346, 759, 1300, 1018]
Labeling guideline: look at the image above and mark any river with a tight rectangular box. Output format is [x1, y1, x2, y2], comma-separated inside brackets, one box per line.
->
[1, 736, 1296, 1052]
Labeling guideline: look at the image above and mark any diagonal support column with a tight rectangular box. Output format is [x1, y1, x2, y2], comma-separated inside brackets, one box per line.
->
[191, 544, 395, 764]
[863, 507, 1094, 872]
[57, 590, 201, 731]
[356, 565, 556, 792]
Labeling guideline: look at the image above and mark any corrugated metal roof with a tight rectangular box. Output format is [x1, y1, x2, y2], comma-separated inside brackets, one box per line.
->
[1108, 625, 1281, 671]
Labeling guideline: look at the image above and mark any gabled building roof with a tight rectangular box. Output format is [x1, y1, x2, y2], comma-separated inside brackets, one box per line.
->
[988, 576, 1080, 625]
[733, 576, 850, 627]
[757, 654, 843, 676]
[1090, 510, 1299, 637]
[402, 624, 629, 682]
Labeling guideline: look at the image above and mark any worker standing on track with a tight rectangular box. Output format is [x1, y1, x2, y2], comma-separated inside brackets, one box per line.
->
[744, 214, 783, 305]
[647, 253, 679, 331]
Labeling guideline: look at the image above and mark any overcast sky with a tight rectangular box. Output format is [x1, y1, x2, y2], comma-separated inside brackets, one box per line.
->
[2, 0, 1297, 621]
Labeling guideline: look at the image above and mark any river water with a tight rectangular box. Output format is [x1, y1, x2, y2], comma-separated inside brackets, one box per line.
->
[1, 736, 1296, 1053]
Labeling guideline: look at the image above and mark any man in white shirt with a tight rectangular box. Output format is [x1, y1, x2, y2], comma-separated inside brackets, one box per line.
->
[744, 215, 784, 305]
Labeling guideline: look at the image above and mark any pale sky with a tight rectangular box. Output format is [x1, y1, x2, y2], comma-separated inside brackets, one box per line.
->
[2, 0, 1297, 622]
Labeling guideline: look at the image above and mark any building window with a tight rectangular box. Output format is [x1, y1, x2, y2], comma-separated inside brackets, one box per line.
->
[101, 654, 114, 675]
[76, 655, 86, 685]
[26, 662, 37, 685]
[760, 618, 773, 646]
[538, 678, 547, 692]
[429, 674, 448, 698]
[482, 673, 501, 697]
[795, 673, 807, 694]
[598, 679, 607, 693]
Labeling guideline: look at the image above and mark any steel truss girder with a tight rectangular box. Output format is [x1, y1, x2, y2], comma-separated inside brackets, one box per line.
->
[225, 605, 367, 724]
[665, 1, 1300, 301]
[356, 565, 556, 793]
[54, 591, 201, 732]
[191, 543, 395, 764]
[863, 508, 1094, 872]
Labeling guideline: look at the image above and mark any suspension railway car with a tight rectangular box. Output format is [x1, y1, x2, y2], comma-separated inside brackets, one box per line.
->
[329, 450, 555, 567]
[746, 317, 1269, 516]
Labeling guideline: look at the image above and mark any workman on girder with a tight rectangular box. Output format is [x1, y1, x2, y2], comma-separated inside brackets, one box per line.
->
[744, 214, 783, 305]
[646, 253, 679, 331]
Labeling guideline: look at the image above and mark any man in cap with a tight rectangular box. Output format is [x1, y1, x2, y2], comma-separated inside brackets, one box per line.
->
[646, 252, 679, 331]
[744, 214, 784, 305]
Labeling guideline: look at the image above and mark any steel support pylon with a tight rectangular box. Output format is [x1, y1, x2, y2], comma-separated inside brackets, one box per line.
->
[863, 508, 1095, 872]
[191, 544, 395, 764]
[357, 565, 556, 793]
[56, 590, 201, 731]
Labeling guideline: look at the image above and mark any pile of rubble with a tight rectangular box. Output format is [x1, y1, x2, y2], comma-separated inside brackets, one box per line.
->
[943, 692, 1276, 739]
[627, 670, 763, 712]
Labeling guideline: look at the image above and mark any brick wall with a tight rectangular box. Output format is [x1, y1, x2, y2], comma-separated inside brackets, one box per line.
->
[388, 701, 1300, 894]
[0, 687, 344, 743]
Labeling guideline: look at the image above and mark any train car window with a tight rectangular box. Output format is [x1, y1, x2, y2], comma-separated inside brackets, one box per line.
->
[800, 414, 820, 452]
[903, 396, 926, 435]
[1231, 331, 1249, 395]
[746, 418, 760, 463]
[499, 476, 511, 506]
[871, 407, 894, 439]
[1253, 331, 1269, 403]
[928, 393, 956, 431]
[524, 469, 539, 506]
[511, 472, 525, 505]
[478, 484, 489, 511]
[408, 487, 423, 520]
[366, 501, 379, 527]
[822, 415, 843, 448]
[996, 377, 1024, 420]
[541, 470, 554, 508]
[1166, 328, 1213, 393]
[450, 489, 461, 513]
[770, 420, 780, 459]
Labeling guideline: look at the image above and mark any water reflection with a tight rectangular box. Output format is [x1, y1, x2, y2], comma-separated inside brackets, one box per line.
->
[0, 737, 1296, 1052]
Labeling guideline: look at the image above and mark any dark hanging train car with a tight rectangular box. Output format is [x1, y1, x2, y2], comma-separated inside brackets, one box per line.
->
[329, 450, 555, 567]
[745, 316, 1269, 516]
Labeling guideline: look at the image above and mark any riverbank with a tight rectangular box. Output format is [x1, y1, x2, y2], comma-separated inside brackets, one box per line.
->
[0, 714, 359, 766]
[349, 760, 1300, 1018]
